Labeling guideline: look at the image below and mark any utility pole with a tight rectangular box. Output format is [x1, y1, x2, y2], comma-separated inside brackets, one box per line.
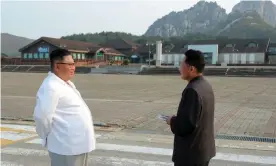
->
[146, 42, 154, 66]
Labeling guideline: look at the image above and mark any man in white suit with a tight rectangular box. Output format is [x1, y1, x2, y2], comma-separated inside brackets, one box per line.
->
[33, 48, 96, 166]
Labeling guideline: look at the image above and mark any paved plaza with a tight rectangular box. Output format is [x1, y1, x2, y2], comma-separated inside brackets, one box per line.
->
[2, 72, 276, 137]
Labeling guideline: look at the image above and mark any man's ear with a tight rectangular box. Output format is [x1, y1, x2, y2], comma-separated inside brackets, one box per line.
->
[191, 66, 196, 72]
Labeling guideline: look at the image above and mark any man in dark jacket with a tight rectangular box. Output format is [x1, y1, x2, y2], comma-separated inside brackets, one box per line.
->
[166, 49, 216, 166]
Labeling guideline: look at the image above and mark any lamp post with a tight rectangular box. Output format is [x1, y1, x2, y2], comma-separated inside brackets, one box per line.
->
[146, 42, 154, 66]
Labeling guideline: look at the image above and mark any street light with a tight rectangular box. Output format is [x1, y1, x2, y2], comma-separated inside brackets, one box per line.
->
[146, 42, 154, 66]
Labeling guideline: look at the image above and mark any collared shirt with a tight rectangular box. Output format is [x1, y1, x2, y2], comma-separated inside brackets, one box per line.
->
[33, 72, 96, 155]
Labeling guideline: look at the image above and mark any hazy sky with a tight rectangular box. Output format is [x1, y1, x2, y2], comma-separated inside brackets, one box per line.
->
[1, 0, 259, 39]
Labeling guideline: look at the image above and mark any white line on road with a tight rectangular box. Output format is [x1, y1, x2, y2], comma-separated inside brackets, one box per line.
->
[25, 139, 276, 165]
[1, 124, 101, 142]
[1, 147, 172, 166]
[25, 135, 101, 144]
[1, 124, 36, 132]
[0, 131, 37, 141]
[1, 161, 24, 166]
[91, 156, 172, 166]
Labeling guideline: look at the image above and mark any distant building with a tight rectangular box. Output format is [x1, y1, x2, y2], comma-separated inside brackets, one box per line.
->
[153, 38, 271, 66]
[17, 37, 123, 66]
[102, 38, 139, 57]
[217, 38, 270, 64]
[267, 43, 276, 64]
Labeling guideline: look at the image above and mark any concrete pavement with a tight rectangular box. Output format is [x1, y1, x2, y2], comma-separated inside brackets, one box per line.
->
[1, 123, 276, 166]
[2, 72, 276, 138]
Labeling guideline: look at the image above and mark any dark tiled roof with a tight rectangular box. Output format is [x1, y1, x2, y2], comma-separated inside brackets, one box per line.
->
[269, 43, 276, 47]
[102, 38, 139, 49]
[169, 41, 189, 53]
[136, 44, 156, 54]
[19, 37, 100, 52]
[160, 38, 270, 54]
[218, 38, 269, 53]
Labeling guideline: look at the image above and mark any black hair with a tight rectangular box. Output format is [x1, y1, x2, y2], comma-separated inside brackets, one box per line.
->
[49, 49, 71, 69]
[184, 49, 205, 73]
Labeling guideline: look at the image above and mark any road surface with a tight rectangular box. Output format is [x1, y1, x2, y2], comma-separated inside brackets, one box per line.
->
[1, 123, 276, 166]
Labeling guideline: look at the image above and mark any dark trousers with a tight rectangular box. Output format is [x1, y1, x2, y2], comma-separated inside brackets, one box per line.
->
[174, 161, 209, 166]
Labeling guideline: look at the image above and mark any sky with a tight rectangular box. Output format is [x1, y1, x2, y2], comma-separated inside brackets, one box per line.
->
[1, 0, 257, 39]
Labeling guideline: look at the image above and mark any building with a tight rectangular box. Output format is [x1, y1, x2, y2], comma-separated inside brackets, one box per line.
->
[155, 41, 187, 66]
[218, 38, 270, 64]
[18, 37, 123, 66]
[134, 44, 155, 64]
[267, 43, 276, 64]
[153, 38, 270, 66]
[102, 38, 139, 57]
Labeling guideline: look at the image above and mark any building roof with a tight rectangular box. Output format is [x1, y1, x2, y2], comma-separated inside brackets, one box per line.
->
[19, 37, 101, 52]
[269, 42, 276, 47]
[98, 47, 123, 56]
[217, 38, 270, 53]
[102, 38, 139, 49]
[136, 44, 156, 54]
[18, 36, 124, 56]
[159, 38, 270, 54]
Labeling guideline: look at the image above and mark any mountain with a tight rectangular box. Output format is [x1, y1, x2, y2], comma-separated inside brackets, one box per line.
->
[145, 1, 227, 37]
[145, 0, 276, 38]
[213, 10, 276, 39]
[1, 33, 34, 57]
[232, 0, 276, 27]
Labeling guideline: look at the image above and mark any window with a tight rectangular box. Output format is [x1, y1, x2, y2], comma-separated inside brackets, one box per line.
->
[82, 54, 85, 59]
[225, 44, 234, 47]
[45, 53, 49, 59]
[28, 53, 33, 59]
[72, 53, 77, 59]
[23, 53, 28, 59]
[96, 52, 104, 60]
[268, 47, 276, 53]
[77, 54, 81, 59]
[203, 52, 213, 64]
[33, 53, 38, 59]
[247, 42, 258, 48]
[39, 53, 44, 59]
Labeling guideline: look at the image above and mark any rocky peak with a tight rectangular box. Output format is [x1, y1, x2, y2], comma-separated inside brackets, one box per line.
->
[232, 0, 276, 27]
[144, 1, 227, 37]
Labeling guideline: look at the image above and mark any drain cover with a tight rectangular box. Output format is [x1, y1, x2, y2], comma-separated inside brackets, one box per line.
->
[216, 134, 276, 143]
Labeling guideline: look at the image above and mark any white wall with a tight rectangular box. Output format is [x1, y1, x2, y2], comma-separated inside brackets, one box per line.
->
[154, 53, 184, 66]
[218, 53, 265, 64]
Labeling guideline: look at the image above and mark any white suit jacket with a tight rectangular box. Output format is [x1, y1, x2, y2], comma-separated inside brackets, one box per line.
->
[33, 72, 96, 155]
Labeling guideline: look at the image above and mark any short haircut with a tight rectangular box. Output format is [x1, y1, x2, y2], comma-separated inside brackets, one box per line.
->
[184, 49, 205, 73]
[49, 49, 71, 69]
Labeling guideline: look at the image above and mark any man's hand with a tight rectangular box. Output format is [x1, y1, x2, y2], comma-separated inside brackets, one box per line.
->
[166, 115, 175, 125]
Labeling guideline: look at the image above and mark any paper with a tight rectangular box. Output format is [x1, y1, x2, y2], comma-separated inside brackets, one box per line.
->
[157, 114, 169, 121]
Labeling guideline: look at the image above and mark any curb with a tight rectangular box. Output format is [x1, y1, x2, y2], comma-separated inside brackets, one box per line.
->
[1, 118, 123, 132]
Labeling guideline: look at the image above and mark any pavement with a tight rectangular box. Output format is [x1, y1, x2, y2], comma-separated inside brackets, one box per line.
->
[2, 72, 276, 138]
[1, 123, 276, 166]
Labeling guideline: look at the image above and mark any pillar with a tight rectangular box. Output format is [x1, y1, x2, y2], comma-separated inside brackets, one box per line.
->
[156, 41, 162, 67]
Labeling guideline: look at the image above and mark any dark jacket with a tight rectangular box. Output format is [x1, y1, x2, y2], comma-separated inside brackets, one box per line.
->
[170, 76, 216, 164]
